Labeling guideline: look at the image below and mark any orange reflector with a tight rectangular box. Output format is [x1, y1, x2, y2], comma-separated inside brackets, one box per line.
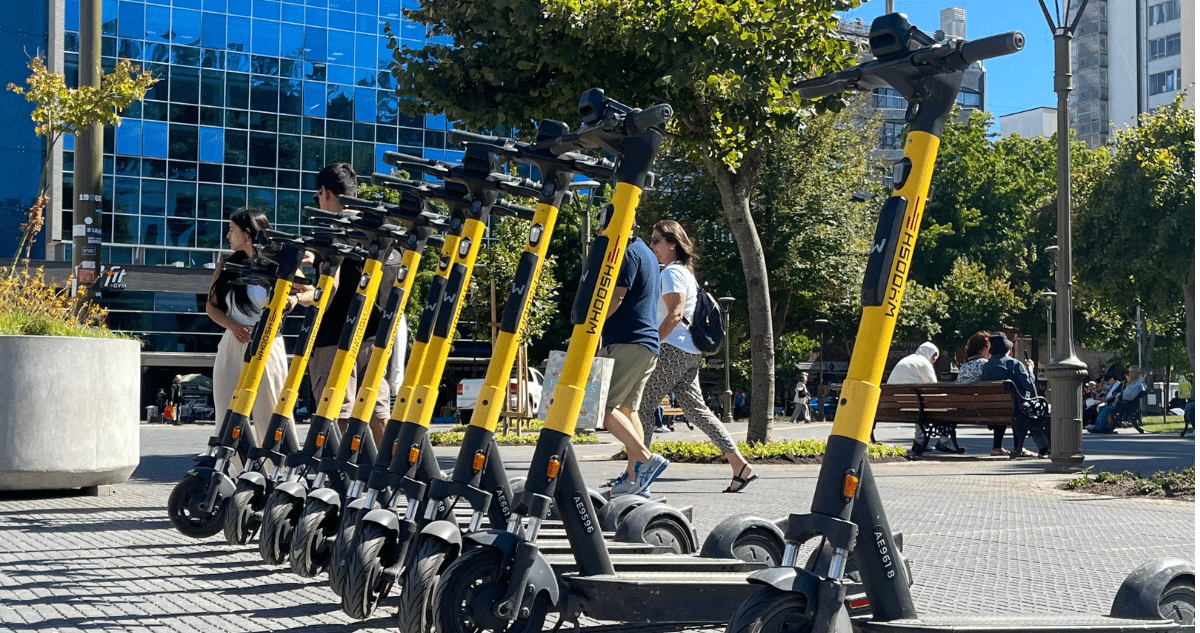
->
[350, 436, 361, 451]
[315, 432, 326, 447]
[472, 451, 486, 472]
[231, 427, 241, 439]
[274, 429, 283, 442]
[408, 445, 420, 464]
[843, 472, 860, 499]
[546, 457, 562, 479]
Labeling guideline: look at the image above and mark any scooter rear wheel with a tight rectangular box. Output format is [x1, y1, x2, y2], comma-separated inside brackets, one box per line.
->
[290, 498, 336, 577]
[223, 482, 262, 545]
[726, 587, 813, 633]
[341, 523, 391, 619]
[397, 536, 452, 633]
[167, 474, 225, 539]
[434, 548, 547, 633]
[258, 491, 299, 565]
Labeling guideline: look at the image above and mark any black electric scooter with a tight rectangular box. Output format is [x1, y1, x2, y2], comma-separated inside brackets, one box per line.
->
[167, 230, 308, 539]
[428, 90, 780, 633]
[725, 14, 1193, 633]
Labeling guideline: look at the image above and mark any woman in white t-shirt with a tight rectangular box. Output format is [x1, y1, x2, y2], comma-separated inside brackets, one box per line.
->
[205, 208, 291, 444]
[637, 220, 756, 493]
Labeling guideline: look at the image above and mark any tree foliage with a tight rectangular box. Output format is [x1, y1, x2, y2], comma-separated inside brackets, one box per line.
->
[390, 0, 860, 441]
[1075, 95, 1196, 370]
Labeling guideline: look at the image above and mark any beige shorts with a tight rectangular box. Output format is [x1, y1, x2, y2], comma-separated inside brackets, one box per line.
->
[598, 343, 658, 411]
[309, 338, 392, 422]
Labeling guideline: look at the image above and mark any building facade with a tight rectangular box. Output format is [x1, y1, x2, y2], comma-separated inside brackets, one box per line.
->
[1071, 0, 1194, 148]
[999, 106, 1058, 138]
[2, 0, 453, 401]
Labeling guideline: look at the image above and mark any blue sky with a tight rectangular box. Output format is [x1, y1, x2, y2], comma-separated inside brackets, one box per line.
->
[840, 0, 1068, 118]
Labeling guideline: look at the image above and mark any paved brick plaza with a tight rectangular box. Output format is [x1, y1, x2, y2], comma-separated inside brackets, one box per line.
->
[0, 421, 1193, 632]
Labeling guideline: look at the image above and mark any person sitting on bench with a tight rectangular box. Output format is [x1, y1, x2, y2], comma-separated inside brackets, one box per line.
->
[1087, 366, 1145, 434]
[980, 331, 1047, 458]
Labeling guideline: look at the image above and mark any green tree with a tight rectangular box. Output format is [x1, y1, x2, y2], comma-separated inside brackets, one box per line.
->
[939, 256, 1023, 347]
[391, 0, 859, 442]
[1075, 95, 1196, 371]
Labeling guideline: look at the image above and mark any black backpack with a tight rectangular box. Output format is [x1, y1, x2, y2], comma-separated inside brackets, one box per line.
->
[686, 288, 725, 355]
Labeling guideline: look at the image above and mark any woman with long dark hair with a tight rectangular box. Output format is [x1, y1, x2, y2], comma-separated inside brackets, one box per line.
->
[637, 220, 756, 493]
[206, 208, 290, 443]
[956, 330, 1012, 456]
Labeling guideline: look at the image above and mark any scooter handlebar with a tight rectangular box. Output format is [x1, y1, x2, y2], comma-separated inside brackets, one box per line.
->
[445, 128, 503, 147]
[624, 104, 672, 134]
[959, 31, 1024, 65]
[790, 68, 862, 100]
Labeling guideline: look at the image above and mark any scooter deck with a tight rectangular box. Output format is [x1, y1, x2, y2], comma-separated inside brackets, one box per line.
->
[560, 570, 758, 623]
[852, 615, 1181, 632]
[548, 553, 764, 574]
[540, 541, 669, 556]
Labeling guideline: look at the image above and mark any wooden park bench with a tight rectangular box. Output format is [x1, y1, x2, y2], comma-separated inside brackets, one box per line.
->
[875, 380, 1050, 456]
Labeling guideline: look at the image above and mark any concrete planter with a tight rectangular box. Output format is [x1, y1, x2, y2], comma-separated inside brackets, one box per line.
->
[0, 335, 141, 491]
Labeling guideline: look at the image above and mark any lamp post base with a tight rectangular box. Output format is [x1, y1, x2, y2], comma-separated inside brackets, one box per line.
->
[1045, 354, 1089, 473]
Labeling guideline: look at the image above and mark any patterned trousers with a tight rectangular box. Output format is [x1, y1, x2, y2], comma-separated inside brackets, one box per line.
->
[637, 343, 738, 453]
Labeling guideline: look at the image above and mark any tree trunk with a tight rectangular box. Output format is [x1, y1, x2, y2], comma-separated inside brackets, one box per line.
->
[1184, 269, 1195, 375]
[705, 157, 774, 444]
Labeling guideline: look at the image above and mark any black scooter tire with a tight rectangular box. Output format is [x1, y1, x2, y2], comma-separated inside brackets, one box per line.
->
[328, 506, 358, 597]
[290, 499, 335, 577]
[341, 523, 391, 619]
[258, 491, 298, 565]
[434, 548, 548, 633]
[167, 474, 225, 539]
[397, 537, 452, 633]
[223, 483, 261, 545]
[725, 587, 813, 633]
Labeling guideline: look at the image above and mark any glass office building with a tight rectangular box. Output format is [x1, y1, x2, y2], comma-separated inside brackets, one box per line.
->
[1, 0, 453, 402]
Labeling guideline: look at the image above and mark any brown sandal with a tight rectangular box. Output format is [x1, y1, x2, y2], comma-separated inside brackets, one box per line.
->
[723, 465, 758, 493]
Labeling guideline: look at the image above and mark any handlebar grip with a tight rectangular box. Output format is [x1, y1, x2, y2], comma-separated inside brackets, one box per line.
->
[790, 68, 861, 99]
[625, 104, 672, 134]
[960, 31, 1024, 64]
[446, 129, 504, 146]
[495, 199, 537, 221]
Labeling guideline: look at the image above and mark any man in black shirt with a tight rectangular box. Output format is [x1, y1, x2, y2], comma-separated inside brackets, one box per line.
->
[297, 163, 401, 445]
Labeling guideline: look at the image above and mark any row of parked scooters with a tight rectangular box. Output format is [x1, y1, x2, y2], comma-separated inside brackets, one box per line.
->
[166, 13, 1192, 633]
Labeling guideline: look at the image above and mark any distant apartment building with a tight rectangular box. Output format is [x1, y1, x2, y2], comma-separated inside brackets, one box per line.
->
[1071, 0, 1194, 148]
[1000, 106, 1057, 138]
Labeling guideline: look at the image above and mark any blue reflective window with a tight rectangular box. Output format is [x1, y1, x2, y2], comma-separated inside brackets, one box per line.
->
[119, 38, 143, 60]
[305, 26, 327, 61]
[307, 0, 327, 8]
[330, 10, 354, 32]
[114, 179, 140, 215]
[146, 42, 169, 63]
[328, 0, 351, 9]
[252, 19, 280, 57]
[64, 134, 75, 151]
[202, 13, 226, 49]
[197, 184, 223, 220]
[376, 90, 396, 125]
[327, 64, 353, 85]
[247, 188, 276, 223]
[251, 76, 279, 111]
[203, 0, 226, 11]
[328, 29, 352, 64]
[174, 9, 202, 45]
[141, 217, 166, 245]
[66, 0, 79, 30]
[167, 182, 197, 219]
[281, 23, 304, 58]
[303, 81, 326, 116]
[227, 0, 250, 15]
[143, 121, 169, 158]
[226, 52, 249, 72]
[254, 0, 280, 19]
[226, 72, 249, 108]
[355, 0, 377, 15]
[401, 20, 424, 42]
[141, 180, 166, 217]
[119, 2, 143, 39]
[279, 78, 303, 115]
[380, 0, 398, 18]
[282, 3, 304, 23]
[115, 121, 142, 155]
[112, 214, 138, 244]
[225, 129, 248, 164]
[175, 0, 201, 10]
[167, 218, 197, 247]
[145, 4, 171, 41]
[102, 0, 118, 35]
[227, 16, 250, 51]
[249, 132, 277, 167]
[170, 66, 200, 102]
[326, 84, 352, 120]
[374, 144, 396, 174]
[355, 67, 375, 87]
[199, 126, 224, 163]
[305, 7, 327, 26]
[355, 33, 376, 69]
[169, 124, 199, 161]
[356, 13, 375, 33]
[354, 87, 375, 122]
[427, 113, 447, 130]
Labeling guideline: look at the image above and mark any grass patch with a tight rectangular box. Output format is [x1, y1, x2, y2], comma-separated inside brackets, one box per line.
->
[1062, 466, 1194, 501]
[429, 420, 599, 446]
[1138, 415, 1190, 435]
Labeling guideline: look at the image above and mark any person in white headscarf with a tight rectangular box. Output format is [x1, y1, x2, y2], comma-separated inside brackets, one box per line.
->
[887, 341, 950, 454]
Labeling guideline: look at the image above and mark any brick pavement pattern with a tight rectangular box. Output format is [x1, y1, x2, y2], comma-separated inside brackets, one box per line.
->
[0, 422, 1193, 632]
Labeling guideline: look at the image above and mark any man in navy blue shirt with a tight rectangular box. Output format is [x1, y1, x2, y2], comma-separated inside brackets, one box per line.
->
[598, 222, 668, 496]
[981, 331, 1047, 458]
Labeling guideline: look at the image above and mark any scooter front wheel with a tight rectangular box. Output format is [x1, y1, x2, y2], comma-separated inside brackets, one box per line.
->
[258, 491, 299, 565]
[328, 505, 358, 597]
[341, 523, 391, 619]
[167, 474, 225, 539]
[725, 587, 813, 633]
[434, 548, 547, 633]
[397, 537, 453, 633]
[222, 482, 262, 545]
[290, 498, 335, 577]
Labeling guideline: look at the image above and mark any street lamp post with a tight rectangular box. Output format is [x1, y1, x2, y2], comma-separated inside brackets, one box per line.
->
[719, 297, 735, 424]
[1040, 290, 1056, 367]
[814, 318, 830, 421]
[1039, 0, 1091, 472]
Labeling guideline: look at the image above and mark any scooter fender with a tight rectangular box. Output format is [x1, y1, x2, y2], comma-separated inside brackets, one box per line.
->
[235, 470, 268, 494]
[463, 529, 560, 606]
[746, 567, 854, 632]
[613, 502, 698, 553]
[273, 479, 308, 502]
[360, 507, 401, 534]
[186, 466, 236, 500]
[699, 514, 784, 560]
[1110, 557, 1195, 620]
[306, 487, 342, 511]
[418, 519, 464, 558]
